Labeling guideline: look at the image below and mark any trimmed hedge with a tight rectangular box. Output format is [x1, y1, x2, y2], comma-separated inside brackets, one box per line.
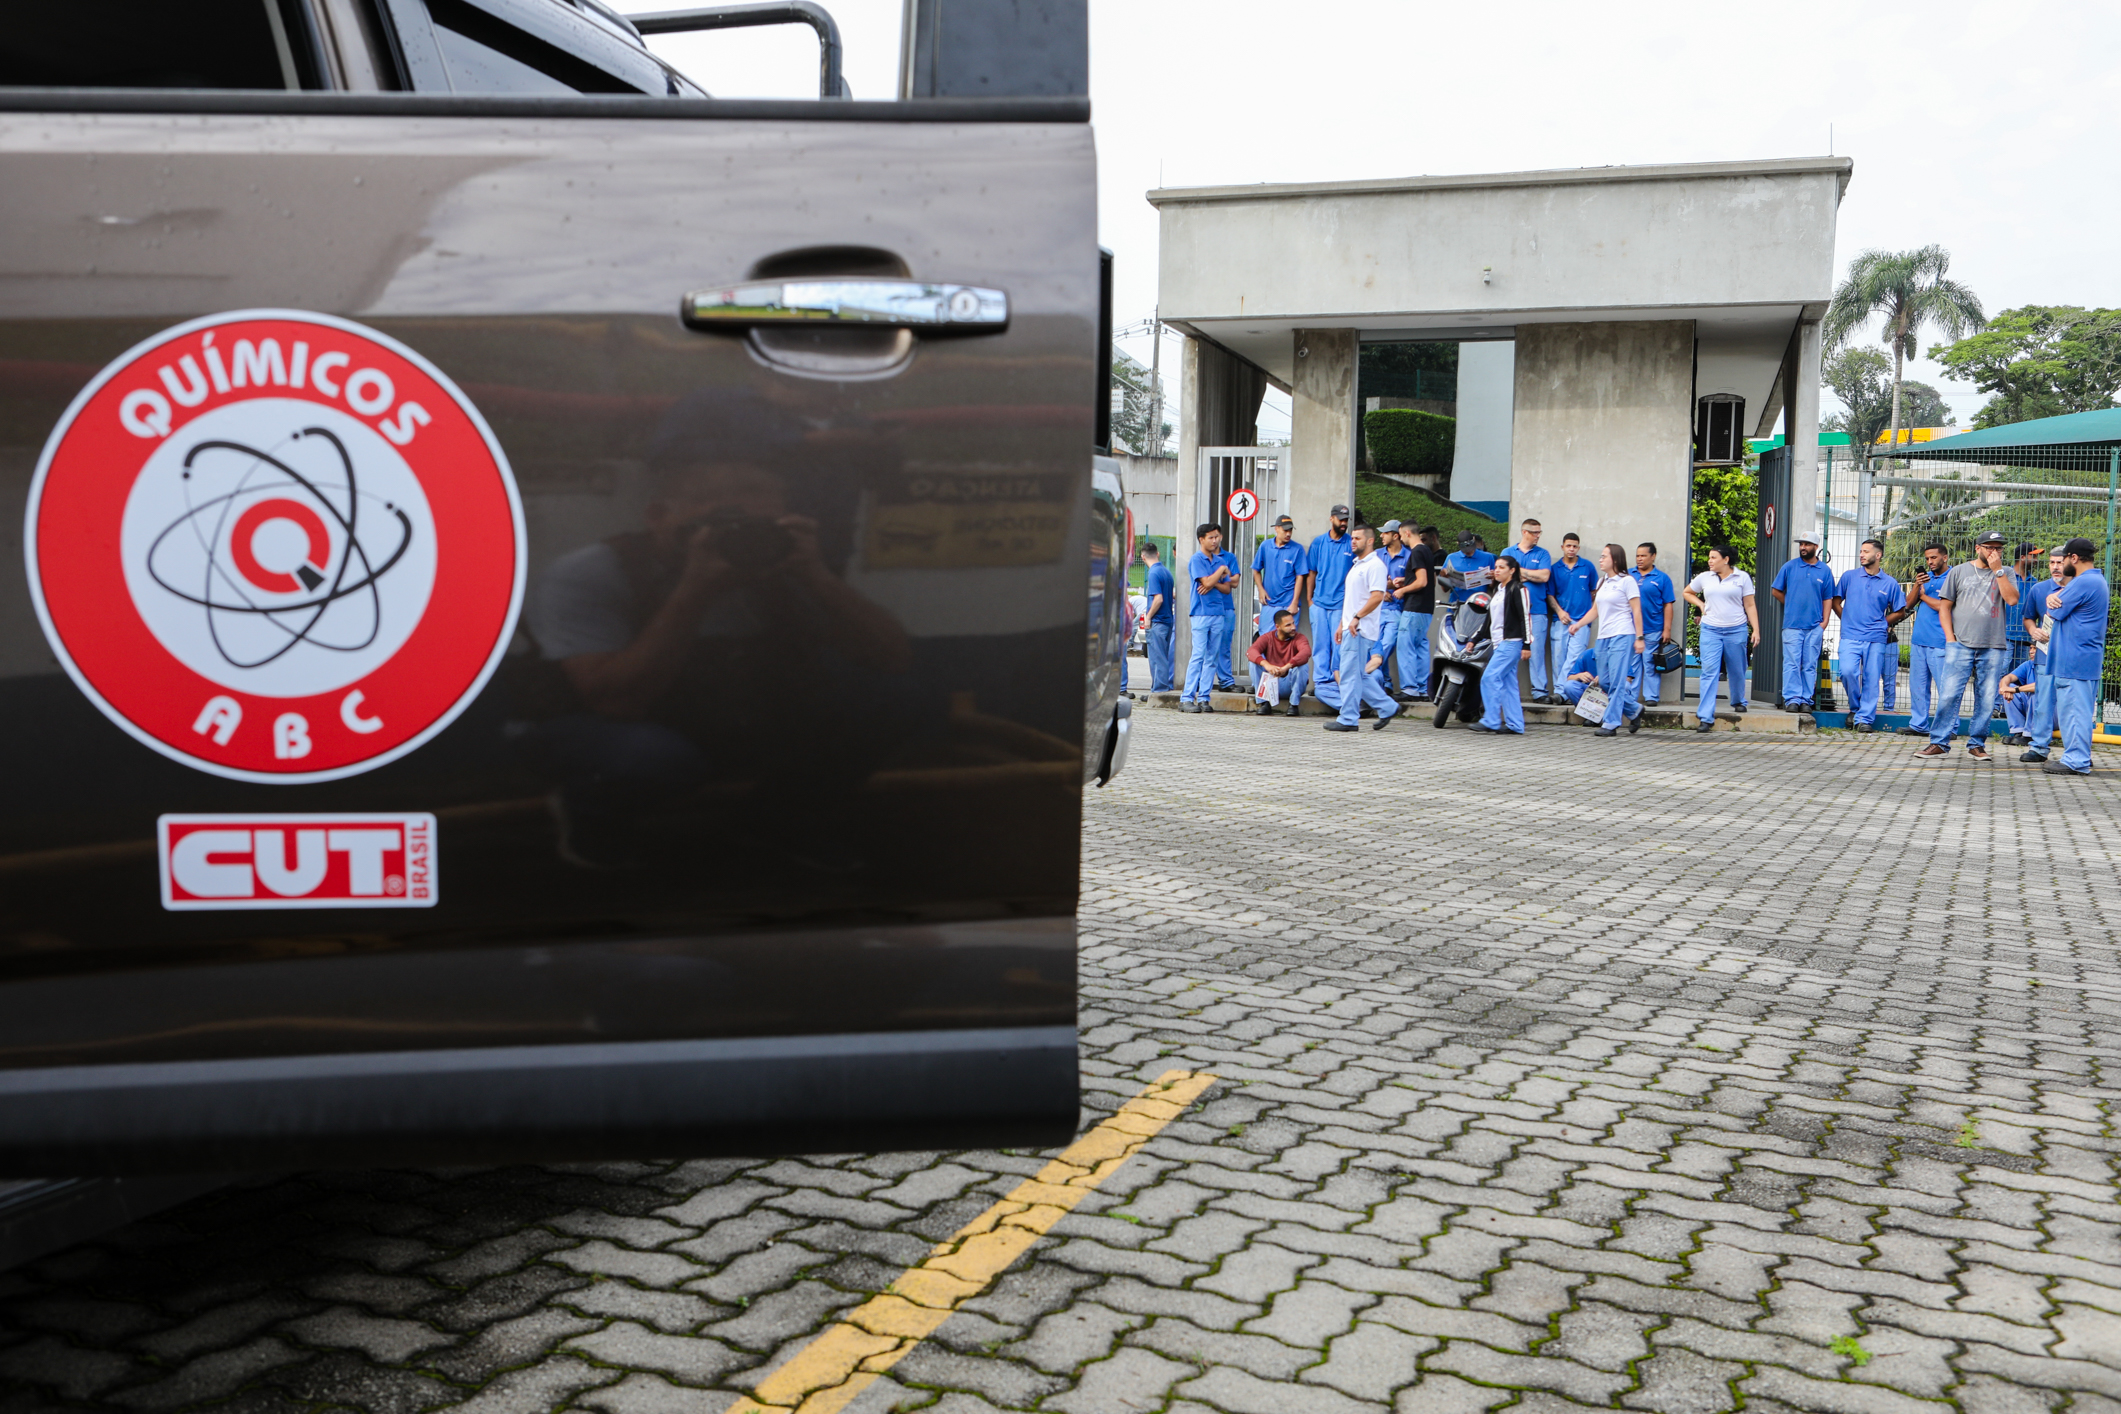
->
[1352, 476, 1506, 552]
[1365, 408, 1456, 476]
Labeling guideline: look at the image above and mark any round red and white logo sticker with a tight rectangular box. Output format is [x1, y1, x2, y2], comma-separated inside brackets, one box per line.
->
[25, 310, 525, 783]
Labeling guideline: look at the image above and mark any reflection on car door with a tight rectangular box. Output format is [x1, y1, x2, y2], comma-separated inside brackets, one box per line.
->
[0, 14, 1097, 1171]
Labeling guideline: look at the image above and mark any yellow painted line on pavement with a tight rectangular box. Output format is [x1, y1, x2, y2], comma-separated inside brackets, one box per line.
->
[725, 1069, 1218, 1414]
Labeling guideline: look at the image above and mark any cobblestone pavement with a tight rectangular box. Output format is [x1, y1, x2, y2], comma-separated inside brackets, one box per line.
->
[4, 711, 2119, 1414]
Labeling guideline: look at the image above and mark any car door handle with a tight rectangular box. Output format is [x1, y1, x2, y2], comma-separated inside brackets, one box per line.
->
[682, 280, 1008, 334]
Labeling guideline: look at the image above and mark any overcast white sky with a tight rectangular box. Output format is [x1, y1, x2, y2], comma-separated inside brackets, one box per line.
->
[642, 0, 2121, 442]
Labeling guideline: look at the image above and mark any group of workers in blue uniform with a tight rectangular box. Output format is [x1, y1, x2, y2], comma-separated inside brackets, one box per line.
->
[1160, 512, 1685, 728]
[1148, 505, 2111, 775]
[1447, 521, 1680, 710]
[1766, 530, 2110, 774]
[1164, 505, 1447, 714]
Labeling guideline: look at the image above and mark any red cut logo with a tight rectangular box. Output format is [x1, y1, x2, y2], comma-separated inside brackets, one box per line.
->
[159, 813, 438, 910]
[25, 310, 525, 783]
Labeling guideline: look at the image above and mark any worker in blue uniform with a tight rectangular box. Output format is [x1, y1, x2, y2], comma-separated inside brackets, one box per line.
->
[1510, 520, 1555, 700]
[2041, 537, 2110, 775]
[1554, 641, 1600, 706]
[1182, 523, 1240, 711]
[1631, 543, 1677, 705]
[1304, 504, 1354, 709]
[2016, 549, 2069, 761]
[1374, 521, 1412, 694]
[1444, 530, 1496, 605]
[1769, 532, 1837, 712]
[1999, 658, 2039, 739]
[1250, 514, 1309, 703]
[1897, 542, 1951, 734]
[1833, 539, 1908, 732]
[1542, 533, 1598, 703]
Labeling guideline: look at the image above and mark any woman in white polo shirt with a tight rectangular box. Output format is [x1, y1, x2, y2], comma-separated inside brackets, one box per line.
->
[1681, 545, 1760, 733]
[1586, 543, 1646, 736]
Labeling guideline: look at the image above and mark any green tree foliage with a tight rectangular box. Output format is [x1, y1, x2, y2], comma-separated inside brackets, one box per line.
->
[1690, 464, 1759, 577]
[1109, 346, 1170, 455]
[1897, 382, 1953, 430]
[1825, 246, 1985, 462]
[1823, 347, 1894, 450]
[1364, 409, 1455, 476]
[1929, 305, 2121, 428]
[1824, 349, 1954, 449]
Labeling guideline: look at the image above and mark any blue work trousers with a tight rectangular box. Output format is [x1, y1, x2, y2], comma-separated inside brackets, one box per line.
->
[1399, 610, 1433, 698]
[1146, 620, 1176, 691]
[1335, 632, 1399, 727]
[1250, 661, 1308, 704]
[2056, 677, 2098, 772]
[1374, 608, 1402, 690]
[1309, 606, 1340, 705]
[1183, 614, 1230, 703]
[1839, 640, 1888, 725]
[1780, 624, 1823, 706]
[2028, 662, 2058, 753]
[1905, 644, 1944, 733]
[1697, 623, 1750, 723]
[1638, 643, 1665, 704]
[1479, 640, 1526, 732]
[1545, 617, 1585, 699]
[1521, 614, 1548, 695]
[1595, 636, 1641, 730]
[1930, 643, 2008, 748]
[2006, 680, 2036, 736]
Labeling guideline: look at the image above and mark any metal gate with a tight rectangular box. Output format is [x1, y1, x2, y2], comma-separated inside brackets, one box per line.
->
[1822, 440, 2121, 719]
[1753, 445, 1792, 703]
[1197, 446, 1286, 677]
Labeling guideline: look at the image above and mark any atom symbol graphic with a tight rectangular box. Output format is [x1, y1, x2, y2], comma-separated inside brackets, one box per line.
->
[145, 426, 415, 671]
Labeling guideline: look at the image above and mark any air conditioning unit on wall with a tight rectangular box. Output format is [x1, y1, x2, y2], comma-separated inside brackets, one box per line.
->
[1695, 395, 1745, 465]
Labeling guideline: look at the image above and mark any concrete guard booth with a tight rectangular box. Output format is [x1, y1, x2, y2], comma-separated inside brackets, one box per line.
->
[1149, 156, 1852, 700]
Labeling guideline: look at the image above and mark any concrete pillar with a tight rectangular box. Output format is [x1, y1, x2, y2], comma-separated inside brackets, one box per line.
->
[1289, 329, 1357, 540]
[1787, 319, 1823, 547]
[1172, 337, 1203, 678]
[1511, 320, 1695, 701]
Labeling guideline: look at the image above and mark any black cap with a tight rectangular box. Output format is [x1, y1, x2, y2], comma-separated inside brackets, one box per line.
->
[1330, 504, 1350, 517]
[1457, 530, 1480, 547]
[1975, 531, 2007, 547]
[2063, 536, 2098, 559]
[1273, 514, 1294, 527]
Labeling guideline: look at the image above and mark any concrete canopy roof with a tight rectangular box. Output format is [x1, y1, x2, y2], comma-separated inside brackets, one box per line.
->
[1148, 156, 1852, 386]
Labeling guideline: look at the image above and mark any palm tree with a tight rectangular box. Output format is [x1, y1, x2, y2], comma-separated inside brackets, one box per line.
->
[1824, 246, 1985, 465]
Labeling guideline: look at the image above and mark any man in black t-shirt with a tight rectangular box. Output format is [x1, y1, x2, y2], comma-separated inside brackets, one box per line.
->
[1394, 524, 1441, 697]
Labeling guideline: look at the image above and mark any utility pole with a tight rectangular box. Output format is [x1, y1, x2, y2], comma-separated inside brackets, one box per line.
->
[1145, 315, 1164, 457]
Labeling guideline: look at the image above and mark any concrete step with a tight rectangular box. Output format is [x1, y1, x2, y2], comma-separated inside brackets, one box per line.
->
[1136, 690, 1812, 732]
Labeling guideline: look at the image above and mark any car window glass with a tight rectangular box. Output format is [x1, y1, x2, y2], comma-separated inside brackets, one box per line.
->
[424, 0, 647, 94]
[432, 18, 577, 94]
[0, 0, 297, 89]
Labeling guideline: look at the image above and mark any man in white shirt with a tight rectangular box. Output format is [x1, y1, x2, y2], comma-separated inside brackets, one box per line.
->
[1326, 524, 1401, 733]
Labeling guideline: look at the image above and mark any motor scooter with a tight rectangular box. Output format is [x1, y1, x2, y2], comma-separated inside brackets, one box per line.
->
[1430, 593, 1496, 728]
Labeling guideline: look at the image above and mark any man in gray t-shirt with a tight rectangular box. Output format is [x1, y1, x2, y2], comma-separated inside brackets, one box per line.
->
[1938, 556, 2010, 648]
[1918, 532, 2022, 758]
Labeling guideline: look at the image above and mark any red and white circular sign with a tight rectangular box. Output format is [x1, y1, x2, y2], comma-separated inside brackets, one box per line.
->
[25, 310, 525, 783]
[1226, 488, 1260, 522]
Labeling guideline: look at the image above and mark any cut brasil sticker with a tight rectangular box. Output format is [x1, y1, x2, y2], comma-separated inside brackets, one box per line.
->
[158, 812, 438, 911]
[25, 310, 525, 783]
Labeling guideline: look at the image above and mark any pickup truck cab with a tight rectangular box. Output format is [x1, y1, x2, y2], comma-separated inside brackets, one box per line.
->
[0, 0, 1110, 1178]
